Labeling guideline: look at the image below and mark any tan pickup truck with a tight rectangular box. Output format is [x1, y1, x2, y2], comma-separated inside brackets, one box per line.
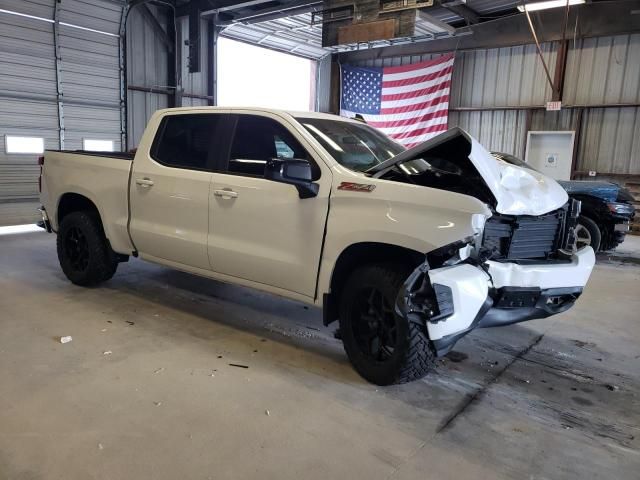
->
[39, 107, 595, 385]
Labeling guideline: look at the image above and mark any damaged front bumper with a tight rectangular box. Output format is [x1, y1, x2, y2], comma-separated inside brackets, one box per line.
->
[397, 247, 596, 357]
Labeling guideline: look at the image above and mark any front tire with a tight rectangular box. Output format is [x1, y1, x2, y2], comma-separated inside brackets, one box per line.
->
[576, 216, 601, 252]
[57, 211, 118, 286]
[339, 264, 436, 385]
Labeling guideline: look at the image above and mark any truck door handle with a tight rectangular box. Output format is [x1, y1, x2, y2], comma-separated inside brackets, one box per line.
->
[213, 189, 238, 199]
[136, 178, 154, 187]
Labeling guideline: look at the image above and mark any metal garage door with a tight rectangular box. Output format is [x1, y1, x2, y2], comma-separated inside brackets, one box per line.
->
[0, 0, 124, 226]
[0, 0, 58, 225]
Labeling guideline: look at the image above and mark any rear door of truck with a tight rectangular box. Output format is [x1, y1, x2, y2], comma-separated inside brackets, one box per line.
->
[128, 112, 226, 270]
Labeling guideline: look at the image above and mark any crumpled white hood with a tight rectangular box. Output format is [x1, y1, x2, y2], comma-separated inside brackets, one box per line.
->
[468, 137, 568, 216]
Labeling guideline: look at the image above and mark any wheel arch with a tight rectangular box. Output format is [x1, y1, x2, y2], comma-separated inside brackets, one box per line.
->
[322, 242, 424, 326]
[58, 192, 101, 223]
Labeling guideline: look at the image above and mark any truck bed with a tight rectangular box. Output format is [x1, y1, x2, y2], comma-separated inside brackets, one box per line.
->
[40, 150, 135, 254]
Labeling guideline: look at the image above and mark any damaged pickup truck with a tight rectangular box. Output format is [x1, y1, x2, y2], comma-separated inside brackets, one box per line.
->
[39, 108, 595, 385]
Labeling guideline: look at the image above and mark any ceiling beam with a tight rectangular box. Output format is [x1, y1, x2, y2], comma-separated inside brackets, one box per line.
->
[438, 0, 479, 25]
[128, 0, 152, 7]
[231, 0, 322, 24]
[201, 0, 280, 16]
[417, 9, 456, 34]
[337, 0, 640, 62]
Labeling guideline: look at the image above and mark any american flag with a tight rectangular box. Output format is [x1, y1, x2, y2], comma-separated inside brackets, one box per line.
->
[340, 54, 454, 148]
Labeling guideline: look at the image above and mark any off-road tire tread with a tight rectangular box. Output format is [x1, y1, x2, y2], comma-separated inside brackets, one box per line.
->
[340, 264, 436, 385]
[397, 318, 437, 384]
[57, 211, 118, 286]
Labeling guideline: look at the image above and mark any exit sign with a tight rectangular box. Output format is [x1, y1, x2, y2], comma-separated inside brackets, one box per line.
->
[546, 101, 562, 111]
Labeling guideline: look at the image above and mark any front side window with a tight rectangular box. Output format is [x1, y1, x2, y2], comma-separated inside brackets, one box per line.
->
[151, 114, 220, 170]
[297, 117, 405, 173]
[228, 115, 310, 177]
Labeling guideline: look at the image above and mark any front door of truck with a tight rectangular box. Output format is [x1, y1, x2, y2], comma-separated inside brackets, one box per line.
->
[129, 113, 223, 270]
[208, 113, 329, 298]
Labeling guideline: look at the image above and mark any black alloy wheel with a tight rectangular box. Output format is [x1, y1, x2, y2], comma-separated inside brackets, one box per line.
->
[56, 211, 118, 286]
[339, 264, 436, 385]
[64, 226, 90, 273]
[352, 286, 399, 362]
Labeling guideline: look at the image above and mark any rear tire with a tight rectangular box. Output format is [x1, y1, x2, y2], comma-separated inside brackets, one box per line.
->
[339, 264, 436, 385]
[576, 216, 601, 252]
[57, 211, 118, 286]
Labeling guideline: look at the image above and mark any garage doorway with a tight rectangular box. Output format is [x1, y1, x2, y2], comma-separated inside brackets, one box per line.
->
[217, 38, 313, 111]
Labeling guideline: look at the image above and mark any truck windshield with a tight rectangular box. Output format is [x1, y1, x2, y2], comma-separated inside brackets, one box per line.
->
[492, 152, 541, 173]
[297, 117, 405, 172]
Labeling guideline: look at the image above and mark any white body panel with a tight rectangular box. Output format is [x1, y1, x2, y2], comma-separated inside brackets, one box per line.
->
[425, 247, 595, 340]
[487, 246, 595, 289]
[39, 151, 134, 254]
[316, 165, 491, 302]
[466, 136, 568, 216]
[208, 173, 329, 297]
[426, 264, 490, 341]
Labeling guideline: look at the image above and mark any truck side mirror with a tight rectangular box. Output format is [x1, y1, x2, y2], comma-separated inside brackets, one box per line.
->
[264, 158, 319, 199]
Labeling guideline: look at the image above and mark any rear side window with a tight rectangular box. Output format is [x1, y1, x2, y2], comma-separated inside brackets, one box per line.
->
[151, 114, 220, 170]
[228, 115, 310, 177]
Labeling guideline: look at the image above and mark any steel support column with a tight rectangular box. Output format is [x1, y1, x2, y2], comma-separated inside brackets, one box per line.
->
[207, 15, 219, 106]
[53, 0, 65, 149]
[166, 4, 181, 107]
[119, 2, 131, 151]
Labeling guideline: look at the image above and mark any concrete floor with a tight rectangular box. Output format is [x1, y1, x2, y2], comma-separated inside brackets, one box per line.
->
[1, 230, 639, 480]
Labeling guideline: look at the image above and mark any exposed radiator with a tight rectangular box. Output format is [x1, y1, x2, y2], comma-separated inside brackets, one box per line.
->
[482, 207, 569, 261]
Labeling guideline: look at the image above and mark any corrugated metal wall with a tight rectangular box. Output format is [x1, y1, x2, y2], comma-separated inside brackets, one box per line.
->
[316, 54, 332, 113]
[126, 4, 169, 147]
[564, 34, 640, 105]
[341, 34, 640, 176]
[58, 23, 122, 151]
[0, 0, 219, 224]
[448, 110, 528, 158]
[0, 4, 57, 210]
[178, 17, 210, 108]
[450, 43, 557, 108]
[0, 1, 58, 225]
[0, 0, 126, 225]
[126, 11, 212, 146]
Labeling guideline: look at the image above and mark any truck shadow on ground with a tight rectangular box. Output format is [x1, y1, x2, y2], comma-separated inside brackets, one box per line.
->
[100, 261, 360, 383]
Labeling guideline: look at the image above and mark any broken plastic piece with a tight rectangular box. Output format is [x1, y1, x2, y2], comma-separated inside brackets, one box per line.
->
[60, 336, 72, 344]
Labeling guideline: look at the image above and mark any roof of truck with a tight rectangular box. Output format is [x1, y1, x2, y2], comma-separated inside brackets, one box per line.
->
[154, 106, 360, 123]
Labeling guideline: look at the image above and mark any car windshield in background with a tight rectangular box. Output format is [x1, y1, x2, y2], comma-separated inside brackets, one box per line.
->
[298, 117, 405, 172]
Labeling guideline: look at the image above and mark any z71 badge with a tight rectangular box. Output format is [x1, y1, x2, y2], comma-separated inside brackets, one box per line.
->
[337, 182, 376, 192]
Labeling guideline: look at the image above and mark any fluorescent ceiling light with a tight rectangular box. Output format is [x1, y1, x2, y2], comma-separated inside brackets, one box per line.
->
[517, 0, 585, 12]
[0, 8, 118, 37]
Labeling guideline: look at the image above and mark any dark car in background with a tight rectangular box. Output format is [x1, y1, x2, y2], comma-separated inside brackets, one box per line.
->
[493, 153, 636, 252]
[557, 180, 635, 251]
